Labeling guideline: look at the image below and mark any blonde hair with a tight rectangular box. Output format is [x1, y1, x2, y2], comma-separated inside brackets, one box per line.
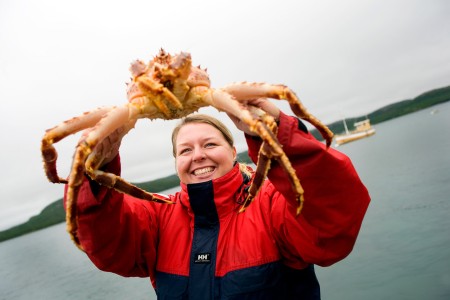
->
[171, 114, 234, 157]
[171, 114, 252, 177]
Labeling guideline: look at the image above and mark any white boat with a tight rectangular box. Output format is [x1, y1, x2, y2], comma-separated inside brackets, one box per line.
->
[430, 109, 439, 115]
[335, 118, 376, 146]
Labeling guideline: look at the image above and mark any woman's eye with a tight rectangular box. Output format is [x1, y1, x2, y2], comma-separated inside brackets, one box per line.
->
[205, 143, 216, 148]
[179, 148, 191, 155]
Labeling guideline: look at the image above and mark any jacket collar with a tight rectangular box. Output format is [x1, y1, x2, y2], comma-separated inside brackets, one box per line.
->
[179, 163, 244, 221]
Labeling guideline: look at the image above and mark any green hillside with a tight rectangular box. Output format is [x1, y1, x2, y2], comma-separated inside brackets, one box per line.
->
[310, 85, 450, 140]
[1, 85, 449, 242]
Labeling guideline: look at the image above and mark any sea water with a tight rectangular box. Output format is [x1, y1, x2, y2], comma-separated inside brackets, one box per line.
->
[315, 101, 450, 299]
[1, 102, 449, 300]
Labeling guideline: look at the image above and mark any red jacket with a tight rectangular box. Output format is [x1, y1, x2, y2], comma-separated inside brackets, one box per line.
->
[66, 112, 370, 299]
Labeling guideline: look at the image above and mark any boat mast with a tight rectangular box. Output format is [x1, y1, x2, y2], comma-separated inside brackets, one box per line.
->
[343, 118, 349, 134]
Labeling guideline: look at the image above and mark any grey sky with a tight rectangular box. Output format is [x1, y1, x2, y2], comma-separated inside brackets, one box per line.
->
[1, 0, 449, 230]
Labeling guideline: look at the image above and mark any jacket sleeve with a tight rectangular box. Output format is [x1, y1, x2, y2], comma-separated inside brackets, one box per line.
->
[245, 112, 370, 268]
[63, 154, 158, 281]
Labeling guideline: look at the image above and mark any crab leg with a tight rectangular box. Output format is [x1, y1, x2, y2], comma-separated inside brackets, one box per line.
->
[41, 107, 114, 184]
[239, 113, 276, 212]
[193, 88, 305, 214]
[84, 118, 173, 205]
[66, 104, 173, 250]
[240, 112, 305, 214]
[222, 82, 334, 147]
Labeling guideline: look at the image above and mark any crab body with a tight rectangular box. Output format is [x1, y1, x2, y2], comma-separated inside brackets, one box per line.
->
[41, 49, 333, 250]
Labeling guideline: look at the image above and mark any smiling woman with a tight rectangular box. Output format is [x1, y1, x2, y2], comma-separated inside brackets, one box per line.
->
[60, 97, 370, 299]
[172, 114, 237, 184]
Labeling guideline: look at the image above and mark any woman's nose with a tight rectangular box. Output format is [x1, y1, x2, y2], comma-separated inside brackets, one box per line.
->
[192, 148, 206, 161]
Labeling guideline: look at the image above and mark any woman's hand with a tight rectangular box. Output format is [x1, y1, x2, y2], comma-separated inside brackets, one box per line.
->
[81, 123, 132, 169]
[227, 98, 280, 136]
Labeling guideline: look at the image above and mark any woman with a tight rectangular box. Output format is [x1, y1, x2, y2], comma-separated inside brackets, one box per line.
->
[67, 99, 370, 299]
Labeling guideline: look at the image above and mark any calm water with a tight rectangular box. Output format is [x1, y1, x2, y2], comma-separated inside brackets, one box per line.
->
[1, 102, 449, 300]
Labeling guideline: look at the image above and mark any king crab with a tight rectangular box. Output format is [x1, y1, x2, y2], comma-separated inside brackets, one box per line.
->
[41, 49, 333, 250]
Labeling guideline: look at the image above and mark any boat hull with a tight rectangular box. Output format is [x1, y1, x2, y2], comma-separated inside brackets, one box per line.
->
[335, 128, 376, 146]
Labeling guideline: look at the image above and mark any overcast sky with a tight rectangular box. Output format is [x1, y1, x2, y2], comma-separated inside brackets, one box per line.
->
[1, 0, 449, 230]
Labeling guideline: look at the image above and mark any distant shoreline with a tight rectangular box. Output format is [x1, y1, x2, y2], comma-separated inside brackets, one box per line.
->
[1, 85, 449, 243]
[308, 85, 450, 140]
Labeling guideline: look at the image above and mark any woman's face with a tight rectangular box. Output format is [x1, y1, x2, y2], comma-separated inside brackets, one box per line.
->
[175, 123, 237, 184]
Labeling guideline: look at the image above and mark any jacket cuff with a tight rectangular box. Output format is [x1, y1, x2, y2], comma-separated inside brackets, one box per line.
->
[64, 154, 122, 212]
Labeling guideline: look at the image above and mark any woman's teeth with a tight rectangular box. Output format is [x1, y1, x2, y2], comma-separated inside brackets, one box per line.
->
[194, 167, 214, 175]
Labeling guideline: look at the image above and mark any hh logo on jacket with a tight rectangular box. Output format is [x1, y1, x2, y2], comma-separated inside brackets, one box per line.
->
[194, 253, 211, 264]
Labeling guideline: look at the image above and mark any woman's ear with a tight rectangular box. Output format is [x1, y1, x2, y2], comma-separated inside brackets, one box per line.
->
[174, 159, 179, 176]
